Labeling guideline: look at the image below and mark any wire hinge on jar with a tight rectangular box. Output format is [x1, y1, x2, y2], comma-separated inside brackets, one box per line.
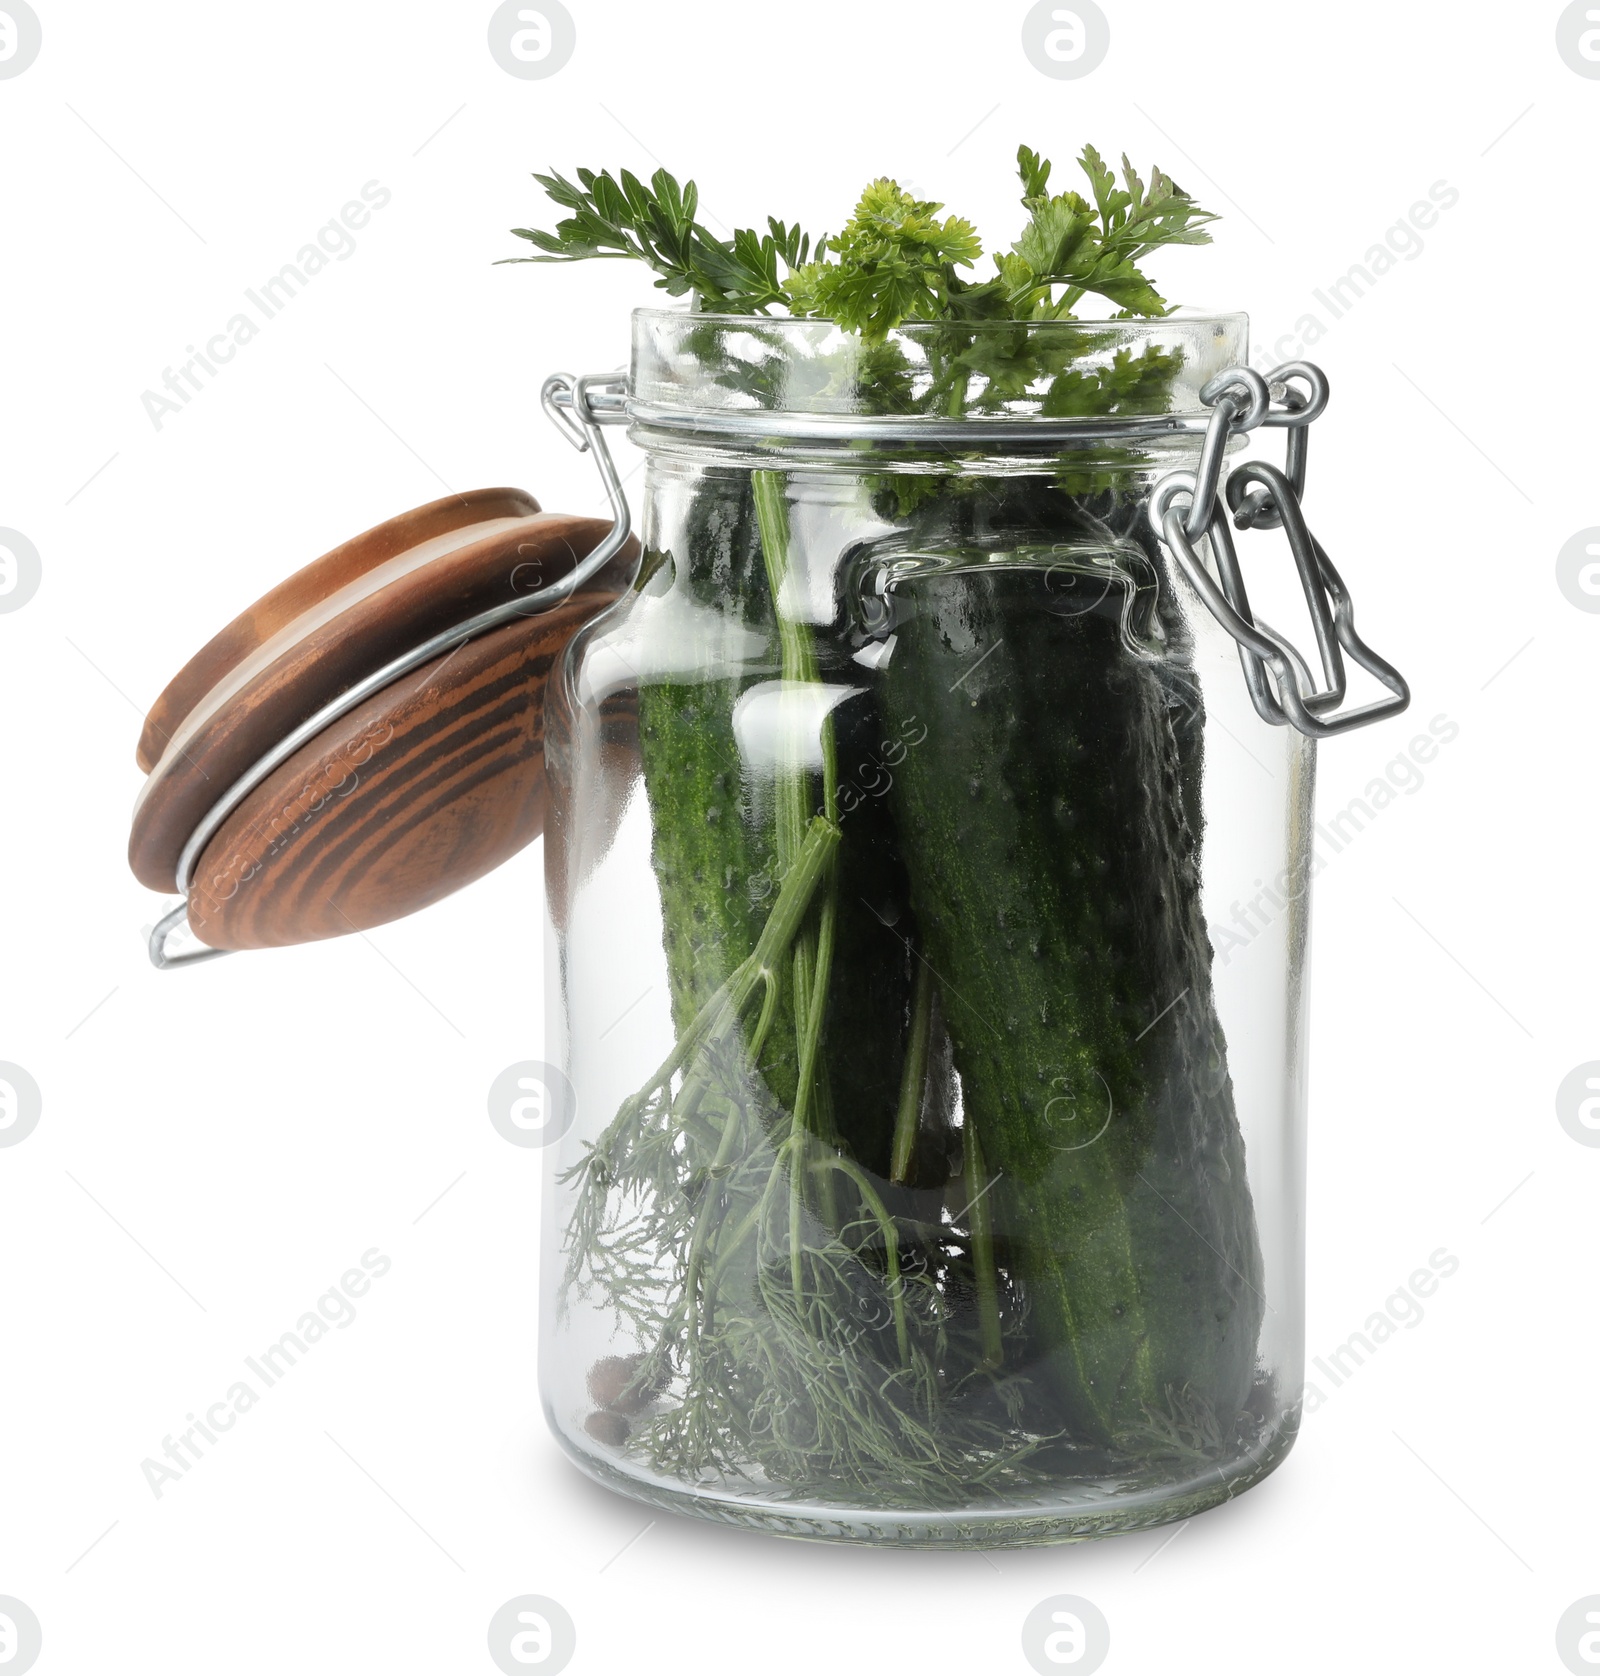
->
[1149, 362, 1409, 740]
[146, 373, 635, 969]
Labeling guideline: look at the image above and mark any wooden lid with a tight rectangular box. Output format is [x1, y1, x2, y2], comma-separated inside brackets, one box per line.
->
[131, 489, 637, 950]
[136, 488, 543, 774]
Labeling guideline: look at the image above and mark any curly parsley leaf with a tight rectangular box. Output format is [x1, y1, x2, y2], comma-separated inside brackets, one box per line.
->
[506, 143, 1217, 336]
[504, 165, 823, 313]
[996, 144, 1218, 320]
[783, 179, 981, 343]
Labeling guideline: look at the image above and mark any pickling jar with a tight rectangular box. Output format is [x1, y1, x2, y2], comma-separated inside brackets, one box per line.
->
[536, 310, 1407, 1545]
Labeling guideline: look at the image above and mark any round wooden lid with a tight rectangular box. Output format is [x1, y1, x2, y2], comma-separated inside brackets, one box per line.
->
[131, 489, 637, 951]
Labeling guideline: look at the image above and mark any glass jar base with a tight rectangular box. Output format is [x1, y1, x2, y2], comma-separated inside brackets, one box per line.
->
[548, 1404, 1301, 1550]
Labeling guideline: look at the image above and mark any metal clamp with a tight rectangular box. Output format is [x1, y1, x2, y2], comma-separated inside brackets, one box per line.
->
[1150, 361, 1408, 740]
[148, 372, 635, 969]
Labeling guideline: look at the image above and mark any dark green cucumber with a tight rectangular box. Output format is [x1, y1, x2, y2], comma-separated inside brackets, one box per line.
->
[639, 670, 803, 1104]
[875, 540, 1264, 1444]
[634, 468, 911, 1163]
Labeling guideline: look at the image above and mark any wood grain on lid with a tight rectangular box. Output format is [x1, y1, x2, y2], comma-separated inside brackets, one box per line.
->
[130, 494, 637, 930]
[136, 487, 540, 773]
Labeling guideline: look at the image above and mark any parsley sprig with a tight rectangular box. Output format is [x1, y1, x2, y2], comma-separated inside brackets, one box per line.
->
[506, 165, 822, 313]
[505, 144, 1217, 339]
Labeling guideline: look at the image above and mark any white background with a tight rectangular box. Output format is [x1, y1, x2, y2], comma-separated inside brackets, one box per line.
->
[1, 2, 1595, 1672]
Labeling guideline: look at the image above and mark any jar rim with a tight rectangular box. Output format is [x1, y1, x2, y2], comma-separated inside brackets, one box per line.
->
[625, 307, 1251, 448]
[630, 305, 1250, 334]
[623, 402, 1223, 447]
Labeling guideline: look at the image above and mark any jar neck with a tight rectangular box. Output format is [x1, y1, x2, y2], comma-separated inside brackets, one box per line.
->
[625, 416, 1238, 478]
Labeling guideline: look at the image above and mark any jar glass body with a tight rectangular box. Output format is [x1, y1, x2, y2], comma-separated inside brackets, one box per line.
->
[540, 312, 1314, 1545]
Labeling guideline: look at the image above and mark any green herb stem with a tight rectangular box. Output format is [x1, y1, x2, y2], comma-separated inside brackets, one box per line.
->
[963, 1123, 1004, 1369]
[890, 961, 936, 1185]
[811, 1153, 911, 1366]
[605, 814, 840, 1143]
[753, 467, 841, 1164]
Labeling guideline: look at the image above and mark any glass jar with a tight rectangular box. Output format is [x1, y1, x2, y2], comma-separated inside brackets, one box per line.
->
[539, 310, 1316, 1546]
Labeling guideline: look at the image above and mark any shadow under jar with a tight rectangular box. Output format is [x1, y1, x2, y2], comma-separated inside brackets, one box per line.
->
[540, 310, 1312, 1546]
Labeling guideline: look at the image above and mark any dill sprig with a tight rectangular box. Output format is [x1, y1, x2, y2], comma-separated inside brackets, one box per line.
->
[562, 819, 1056, 1501]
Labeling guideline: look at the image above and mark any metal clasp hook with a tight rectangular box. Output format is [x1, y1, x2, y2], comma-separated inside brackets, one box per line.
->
[1150, 361, 1410, 740]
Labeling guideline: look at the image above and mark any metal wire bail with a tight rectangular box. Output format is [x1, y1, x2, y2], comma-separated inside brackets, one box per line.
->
[148, 373, 637, 970]
[1150, 361, 1409, 740]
